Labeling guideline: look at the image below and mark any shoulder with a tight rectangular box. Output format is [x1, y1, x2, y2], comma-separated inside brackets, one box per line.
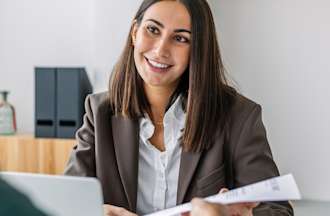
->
[221, 88, 264, 136]
[230, 92, 261, 120]
[224, 91, 266, 148]
[88, 91, 109, 106]
[84, 91, 113, 117]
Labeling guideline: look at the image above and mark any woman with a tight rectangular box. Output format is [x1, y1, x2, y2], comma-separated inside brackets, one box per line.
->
[65, 0, 293, 215]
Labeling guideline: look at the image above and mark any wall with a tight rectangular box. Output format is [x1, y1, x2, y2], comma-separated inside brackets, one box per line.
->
[0, 0, 141, 132]
[0, 0, 94, 133]
[92, 0, 141, 92]
[209, 0, 330, 200]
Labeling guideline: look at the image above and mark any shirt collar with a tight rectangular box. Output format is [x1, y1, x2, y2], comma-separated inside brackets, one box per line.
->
[163, 95, 185, 130]
[139, 95, 186, 144]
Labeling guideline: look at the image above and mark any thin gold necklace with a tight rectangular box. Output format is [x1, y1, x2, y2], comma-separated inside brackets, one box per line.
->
[149, 111, 164, 126]
[152, 120, 163, 126]
[151, 115, 164, 126]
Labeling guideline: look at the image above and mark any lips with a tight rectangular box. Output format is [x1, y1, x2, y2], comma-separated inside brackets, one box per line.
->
[144, 57, 173, 73]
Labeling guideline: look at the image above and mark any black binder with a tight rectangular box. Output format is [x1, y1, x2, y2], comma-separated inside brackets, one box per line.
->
[35, 68, 57, 137]
[56, 68, 92, 138]
[35, 67, 92, 138]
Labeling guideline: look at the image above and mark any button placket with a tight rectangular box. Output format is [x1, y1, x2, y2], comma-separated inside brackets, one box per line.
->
[153, 151, 167, 210]
[137, 96, 185, 214]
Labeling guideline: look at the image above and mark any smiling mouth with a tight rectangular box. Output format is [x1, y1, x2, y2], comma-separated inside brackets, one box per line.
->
[145, 57, 173, 71]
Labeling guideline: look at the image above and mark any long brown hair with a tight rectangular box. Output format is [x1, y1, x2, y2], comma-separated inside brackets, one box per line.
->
[109, 0, 236, 152]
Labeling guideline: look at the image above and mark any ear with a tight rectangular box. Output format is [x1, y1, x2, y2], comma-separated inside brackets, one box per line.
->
[131, 20, 138, 46]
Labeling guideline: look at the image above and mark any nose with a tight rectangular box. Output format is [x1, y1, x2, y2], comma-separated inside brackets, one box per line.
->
[153, 37, 170, 58]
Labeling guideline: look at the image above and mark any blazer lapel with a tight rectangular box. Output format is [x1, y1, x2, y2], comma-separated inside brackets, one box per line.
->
[111, 116, 139, 212]
[177, 150, 202, 204]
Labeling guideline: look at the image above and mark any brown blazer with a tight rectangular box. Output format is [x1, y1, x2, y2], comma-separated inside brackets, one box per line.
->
[64, 92, 293, 215]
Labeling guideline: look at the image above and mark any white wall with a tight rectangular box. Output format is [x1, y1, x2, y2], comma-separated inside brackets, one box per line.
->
[92, 0, 141, 92]
[209, 0, 330, 200]
[0, 0, 141, 132]
[0, 0, 94, 133]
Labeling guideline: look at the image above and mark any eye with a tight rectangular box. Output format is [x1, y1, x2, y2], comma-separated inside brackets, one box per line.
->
[174, 35, 190, 43]
[146, 25, 159, 35]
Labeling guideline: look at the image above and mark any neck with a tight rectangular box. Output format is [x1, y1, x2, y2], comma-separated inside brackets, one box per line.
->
[144, 84, 176, 122]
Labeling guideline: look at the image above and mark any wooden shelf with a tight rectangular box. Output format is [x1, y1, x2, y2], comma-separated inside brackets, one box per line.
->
[0, 134, 76, 175]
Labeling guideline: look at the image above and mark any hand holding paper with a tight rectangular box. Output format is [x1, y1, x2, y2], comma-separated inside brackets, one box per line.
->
[145, 174, 301, 216]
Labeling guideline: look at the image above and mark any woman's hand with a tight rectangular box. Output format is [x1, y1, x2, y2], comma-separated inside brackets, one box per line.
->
[103, 204, 138, 216]
[219, 188, 259, 216]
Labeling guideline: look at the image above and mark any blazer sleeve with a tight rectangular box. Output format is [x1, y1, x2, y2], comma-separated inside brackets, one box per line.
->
[231, 104, 294, 216]
[64, 95, 96, 177]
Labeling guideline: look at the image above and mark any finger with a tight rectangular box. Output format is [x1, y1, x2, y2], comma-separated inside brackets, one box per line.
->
[103, 204, 112, 216]
[219, 188, 229, 194]
[105, 205, 124, 216]
[245, 202, 259, 209]
[191, 198, 206, 206]
[104, 205, 136, 216]
[192, 198, 228, 216]
[239, 202, 259, 209]
[191, 198, 207, 216]
[227, 202, 258, 216]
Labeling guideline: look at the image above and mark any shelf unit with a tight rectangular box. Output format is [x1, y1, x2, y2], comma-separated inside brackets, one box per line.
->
[0, 134, 75, 175]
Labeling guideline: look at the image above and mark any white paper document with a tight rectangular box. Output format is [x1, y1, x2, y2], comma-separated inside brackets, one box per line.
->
[145, 174, 301, 216]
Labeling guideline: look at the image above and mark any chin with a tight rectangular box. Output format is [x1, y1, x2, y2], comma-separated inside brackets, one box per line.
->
[145, 80, 166, 87]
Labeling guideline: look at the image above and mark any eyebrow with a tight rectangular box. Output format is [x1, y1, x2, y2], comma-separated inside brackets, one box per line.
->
[145, 18, 191, 34]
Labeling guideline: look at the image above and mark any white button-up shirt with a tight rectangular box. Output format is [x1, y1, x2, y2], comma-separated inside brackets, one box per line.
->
[136, 96, 185, 215]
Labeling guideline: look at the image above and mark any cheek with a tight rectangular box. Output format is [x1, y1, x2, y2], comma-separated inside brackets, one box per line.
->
[134, 35, 149, 72]
[175, 48, 190, 72]
[135, 31, 154, 53]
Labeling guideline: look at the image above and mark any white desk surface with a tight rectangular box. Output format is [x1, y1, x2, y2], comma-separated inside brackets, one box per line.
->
[293, 200, 330, 216]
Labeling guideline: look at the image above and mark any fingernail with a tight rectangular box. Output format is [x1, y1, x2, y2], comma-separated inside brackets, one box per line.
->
[219, 188, 229, 193]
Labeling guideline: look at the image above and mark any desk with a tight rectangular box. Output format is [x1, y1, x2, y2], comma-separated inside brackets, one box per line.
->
[293, 200, 330, 215]
[0, 134, 75, 174]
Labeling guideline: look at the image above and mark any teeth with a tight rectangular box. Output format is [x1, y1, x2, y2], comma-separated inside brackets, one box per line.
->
[148, 59, 170, 69]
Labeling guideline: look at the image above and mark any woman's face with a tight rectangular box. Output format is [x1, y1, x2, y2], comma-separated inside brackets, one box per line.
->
[132, 1, 191, 90]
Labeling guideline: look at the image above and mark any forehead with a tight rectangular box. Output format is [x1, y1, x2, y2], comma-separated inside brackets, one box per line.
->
[142, 1, 191, 30]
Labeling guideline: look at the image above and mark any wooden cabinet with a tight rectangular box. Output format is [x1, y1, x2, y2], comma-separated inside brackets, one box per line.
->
[0, 134, 76, 175]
